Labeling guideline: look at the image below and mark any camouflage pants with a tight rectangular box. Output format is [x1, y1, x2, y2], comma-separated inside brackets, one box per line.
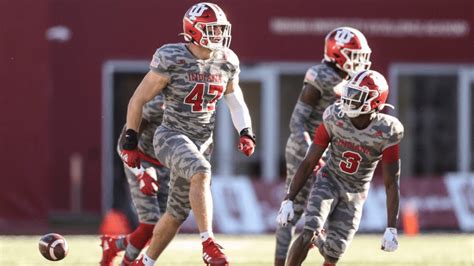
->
[153, 126, 213, 221]
[275, 135, 315, 259]
[123, 160, 170, 224]
[304, 172, 366, 259]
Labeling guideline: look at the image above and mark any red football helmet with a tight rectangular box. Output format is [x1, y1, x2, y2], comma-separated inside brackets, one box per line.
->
[182, 2, 231, 50]
[340, 70, 392, 118]
[324, 27, 371, 77]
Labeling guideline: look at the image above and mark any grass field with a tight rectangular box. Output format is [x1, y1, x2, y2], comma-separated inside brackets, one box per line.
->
[0, 234, 472, 265]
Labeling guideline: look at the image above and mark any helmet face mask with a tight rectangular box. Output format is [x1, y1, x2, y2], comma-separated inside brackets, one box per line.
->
[341, 48, 372, 76]
[183, 3, 232, 50]
[340, 70, 389, 118]
[341, 85, 379, 117]
[324, 27, 372, 77]
[197, 22, 232, 50]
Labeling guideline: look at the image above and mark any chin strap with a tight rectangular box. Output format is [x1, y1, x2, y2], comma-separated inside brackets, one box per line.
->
[335, 100, 345, 118]
[379, 103, 395, 111]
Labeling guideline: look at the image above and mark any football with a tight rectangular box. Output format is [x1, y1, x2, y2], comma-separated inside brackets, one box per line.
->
[38, 233, 69, 261]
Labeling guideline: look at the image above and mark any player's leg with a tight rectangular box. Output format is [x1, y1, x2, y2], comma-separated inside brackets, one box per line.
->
[120, 165, 171, 265]
[274, 175, 313, 266]
[275, 136, 312, 266]
[287, 175, 339, 266]
[189, 171, 213, 234]
[180, 143, 228, 265]
[142, 170, 188, 261]
[319, 191, 365, 265]
[100, 162, 160, 266]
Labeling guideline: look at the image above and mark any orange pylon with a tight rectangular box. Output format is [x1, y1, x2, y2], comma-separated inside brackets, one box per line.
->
[402, 201, 419, 236]
[99, 209, 132, 235]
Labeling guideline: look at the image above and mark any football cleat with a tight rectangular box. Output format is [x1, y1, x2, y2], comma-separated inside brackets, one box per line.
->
[99, 235, 125, 266]
[202, 238, 229, 266]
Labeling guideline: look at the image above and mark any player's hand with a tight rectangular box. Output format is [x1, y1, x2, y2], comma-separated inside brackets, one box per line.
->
[381, 227, 398, 252]
[238, 136, 255, 157]
[120, 149, 140, 168]
[138, 167, 159, 196]
[238, 128, 256, 157]
[313, 159, 326, 174]
[121, 129, 141, 168]
[276, 200, 294, 227]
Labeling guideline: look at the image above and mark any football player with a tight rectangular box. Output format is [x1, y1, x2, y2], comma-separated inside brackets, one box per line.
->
[274, 27, 372, 266]
[277, 70, 403, 266]
[122, 3, 256, 266]
[100, 95, 170, 266]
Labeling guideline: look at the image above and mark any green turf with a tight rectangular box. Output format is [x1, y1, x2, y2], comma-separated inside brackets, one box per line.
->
[0, 234, 472, 265]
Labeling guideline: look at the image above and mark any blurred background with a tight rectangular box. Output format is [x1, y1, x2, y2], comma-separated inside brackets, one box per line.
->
[0, 0, 473, 238]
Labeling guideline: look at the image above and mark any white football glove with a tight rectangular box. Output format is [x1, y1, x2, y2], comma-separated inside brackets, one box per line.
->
[276, 200, 294, 227]
[381, 227, 398, 252]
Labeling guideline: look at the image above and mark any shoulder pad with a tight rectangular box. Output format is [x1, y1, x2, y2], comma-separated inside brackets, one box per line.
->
[215, 48, 239, 66]
[380, 114, 404, 146]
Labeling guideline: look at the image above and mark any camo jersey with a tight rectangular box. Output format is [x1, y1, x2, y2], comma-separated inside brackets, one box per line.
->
[298, 62, 345, 136]
[286, 63, 346, 180]
[303, 103, 403, 258]
[318, 103, 404, 192]
[150, 43, 239, 143]
[277, 63, 346, 259]
[149, 43, 240, 221]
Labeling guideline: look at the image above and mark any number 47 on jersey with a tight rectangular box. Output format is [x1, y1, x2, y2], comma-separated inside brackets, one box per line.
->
[184, 83, 224, 112]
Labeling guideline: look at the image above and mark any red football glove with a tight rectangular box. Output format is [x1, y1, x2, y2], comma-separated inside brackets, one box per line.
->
[120, 149, 141, 168]
[238, 136, 255, 157]
[138, 167, 159, 196]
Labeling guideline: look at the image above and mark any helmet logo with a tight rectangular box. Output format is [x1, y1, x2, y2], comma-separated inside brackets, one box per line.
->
[188, 4, 208, 21]
[334, 29, 353, 45]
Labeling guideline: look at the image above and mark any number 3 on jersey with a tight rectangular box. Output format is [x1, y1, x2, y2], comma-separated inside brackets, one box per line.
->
[184, 83, 224, 112]
[339, 151, 362, 174]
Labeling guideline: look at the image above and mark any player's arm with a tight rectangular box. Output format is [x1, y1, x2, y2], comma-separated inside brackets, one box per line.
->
[121, 71, 169, 168]
[381, 144, 401, 252]
[126, 71, 168, 131]
[286, 142, 326, 200]
[383, 159, 400, 228]
[300, 83, 322, 105]
[289, 84, 321, 142]
[277, 123, 329, 227]
[224, 80, 256, 156]
[287, 122, 329, 200]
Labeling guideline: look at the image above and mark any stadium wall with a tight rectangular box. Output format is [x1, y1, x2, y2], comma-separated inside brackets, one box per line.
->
[0, 0, 472, 233]
[178, 174, 474, 233]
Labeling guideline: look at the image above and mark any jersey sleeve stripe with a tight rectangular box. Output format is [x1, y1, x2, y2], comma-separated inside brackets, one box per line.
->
[313, 123, 330, 148]
[382, 143, 399, 163]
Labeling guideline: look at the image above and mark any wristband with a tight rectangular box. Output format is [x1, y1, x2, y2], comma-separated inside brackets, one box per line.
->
[239, 128, 256, 144]
[123, 129, 138, 150]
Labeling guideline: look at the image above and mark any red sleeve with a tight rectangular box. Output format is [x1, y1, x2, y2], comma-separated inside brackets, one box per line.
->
[313, 123, 330, 148]
[382, 144, 399, 163]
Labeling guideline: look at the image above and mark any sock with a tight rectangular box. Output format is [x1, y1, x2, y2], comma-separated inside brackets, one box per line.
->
[142, 254, 156, 266]
[200, 231, 214, 242]
[128, 223, 155, 250]
[123, 244, 141, 262]
[115, 236, 129, 250]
